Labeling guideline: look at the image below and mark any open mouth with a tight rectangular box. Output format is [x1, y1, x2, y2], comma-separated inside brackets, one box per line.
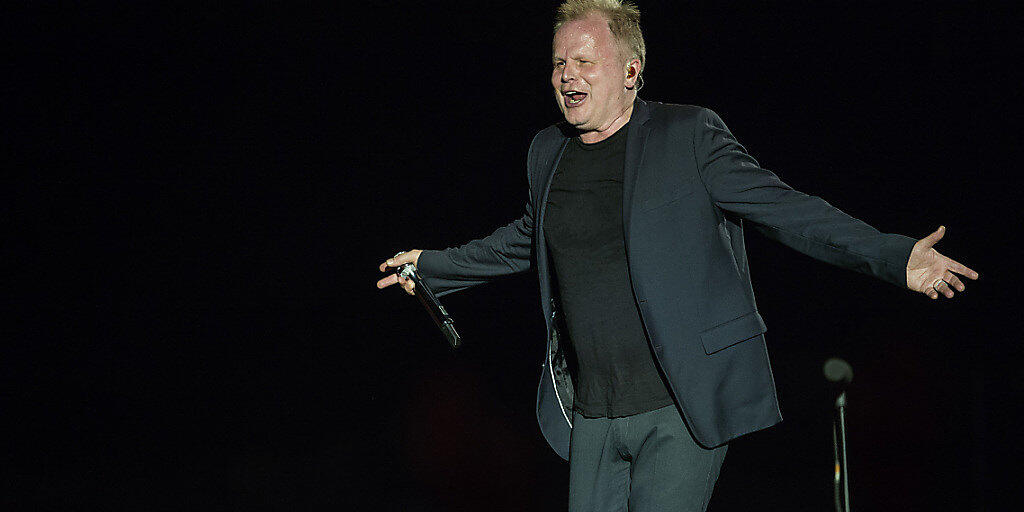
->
[563, 90, 587, 107]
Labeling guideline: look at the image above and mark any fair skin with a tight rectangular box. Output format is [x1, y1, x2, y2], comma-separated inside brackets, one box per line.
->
[377, 15, 978, 299]
[905, 225, 978, 299]
[550, 13, 640, 143]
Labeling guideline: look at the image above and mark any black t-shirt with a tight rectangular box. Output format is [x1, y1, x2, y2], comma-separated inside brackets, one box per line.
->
[544, 124, 674, 418]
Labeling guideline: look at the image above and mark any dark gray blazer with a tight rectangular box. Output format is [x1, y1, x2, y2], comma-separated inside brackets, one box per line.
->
[417, 98, 915, 459]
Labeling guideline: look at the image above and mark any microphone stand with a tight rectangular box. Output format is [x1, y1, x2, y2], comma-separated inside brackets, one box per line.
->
[824, 357, 853, 512]
[832, 389, 850, 512]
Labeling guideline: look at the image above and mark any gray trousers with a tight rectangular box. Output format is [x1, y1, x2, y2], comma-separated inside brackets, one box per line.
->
[568, 405, 727, 512]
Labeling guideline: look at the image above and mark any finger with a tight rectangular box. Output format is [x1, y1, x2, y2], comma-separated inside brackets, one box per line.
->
[947, 259, 979, 280]
[920, 225, 945, 250]
[944, 271, 965, 292]
[398, 273, 416, 294]
[935, 280, 954, 298]
[927, 287, 938, 299]
[385, 251, 417, 269]
[381, 252, 415, 272]
[376, 273, 399, 289]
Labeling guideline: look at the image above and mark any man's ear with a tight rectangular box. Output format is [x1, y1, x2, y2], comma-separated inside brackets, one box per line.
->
[624, 57, 641, 89]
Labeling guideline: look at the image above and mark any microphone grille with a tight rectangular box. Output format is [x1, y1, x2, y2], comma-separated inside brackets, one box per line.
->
[823, 357, 854, 384]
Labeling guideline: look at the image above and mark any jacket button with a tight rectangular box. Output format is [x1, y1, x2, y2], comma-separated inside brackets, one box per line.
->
[638, 299, 648, 304]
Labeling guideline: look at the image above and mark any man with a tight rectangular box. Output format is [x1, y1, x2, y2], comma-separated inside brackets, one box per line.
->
[376, 1, 978, 510]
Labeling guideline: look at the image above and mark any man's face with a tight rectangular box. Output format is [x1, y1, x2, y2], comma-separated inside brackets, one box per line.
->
[551, 14, 631, 133]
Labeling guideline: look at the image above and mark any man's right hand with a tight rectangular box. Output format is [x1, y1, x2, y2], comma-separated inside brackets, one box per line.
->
[376, 249, 423, 295]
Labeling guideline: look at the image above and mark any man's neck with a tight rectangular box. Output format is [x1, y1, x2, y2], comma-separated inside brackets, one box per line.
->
[579, 99, 635, 144]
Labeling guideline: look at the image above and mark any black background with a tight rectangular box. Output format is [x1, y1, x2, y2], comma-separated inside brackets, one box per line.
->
[7, 2, 1020, 510]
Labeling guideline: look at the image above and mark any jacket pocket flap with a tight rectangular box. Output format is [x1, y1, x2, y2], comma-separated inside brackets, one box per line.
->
[699, 311, 767, 354]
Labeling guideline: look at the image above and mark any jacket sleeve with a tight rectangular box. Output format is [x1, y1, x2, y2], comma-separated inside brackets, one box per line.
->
[693, 107, 915, 288]
[415, 197, 534, 297]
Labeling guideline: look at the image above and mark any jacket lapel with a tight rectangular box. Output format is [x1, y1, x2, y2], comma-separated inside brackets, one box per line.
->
[535, 129, 570, 318]
[622, 98, 652, 240]
[536, 133, 570, 235]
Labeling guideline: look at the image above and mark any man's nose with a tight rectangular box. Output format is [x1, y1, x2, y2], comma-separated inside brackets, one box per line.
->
[560, 62, 577, 82]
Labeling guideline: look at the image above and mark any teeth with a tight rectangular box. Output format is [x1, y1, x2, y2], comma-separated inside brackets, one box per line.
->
[563, 91, 585, 105]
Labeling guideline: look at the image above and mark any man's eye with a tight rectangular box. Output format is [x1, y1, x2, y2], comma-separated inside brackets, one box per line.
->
[553, 62, 564, 67]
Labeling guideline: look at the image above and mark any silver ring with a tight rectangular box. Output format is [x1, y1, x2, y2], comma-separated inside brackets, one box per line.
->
[933, 279, 945, 290]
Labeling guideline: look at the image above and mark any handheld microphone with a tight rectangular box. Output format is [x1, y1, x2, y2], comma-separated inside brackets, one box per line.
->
[396, 262, 462, 349]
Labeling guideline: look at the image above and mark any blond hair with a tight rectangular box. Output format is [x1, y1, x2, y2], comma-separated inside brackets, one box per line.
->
[554, 0, 646, 75]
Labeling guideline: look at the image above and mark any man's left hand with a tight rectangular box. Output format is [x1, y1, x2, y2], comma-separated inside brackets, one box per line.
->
[906, 226, 979, 299]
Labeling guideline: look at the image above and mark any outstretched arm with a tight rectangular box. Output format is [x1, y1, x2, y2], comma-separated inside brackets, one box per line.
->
[694, 108, 978, 297]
